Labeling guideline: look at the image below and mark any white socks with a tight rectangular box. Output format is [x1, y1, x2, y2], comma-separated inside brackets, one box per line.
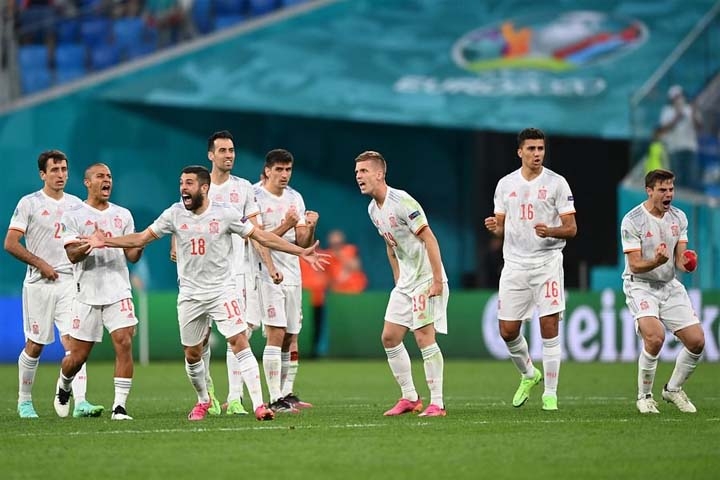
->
[667, 347, 703, 391]
[542, 336, 561, 396]
[235, 348, 263, 411]
[185, 360, 209, 403]
[638, 348, 658, 397]
[226, 344, 244, 402]
[113, 377, 132, 410]
[263, 345, 282, 402]
[506, 334, 535, 378]
[281, 351, 299, 397]
[18, 350, 39, 403]
[421, 343, 444, 408]
[385, 343, 418, 402]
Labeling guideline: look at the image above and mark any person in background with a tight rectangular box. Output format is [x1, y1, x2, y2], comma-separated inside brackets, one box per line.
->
[299, 250, 330, 358]
[326, 229, 368, 294]
[659, 85, 702, 189]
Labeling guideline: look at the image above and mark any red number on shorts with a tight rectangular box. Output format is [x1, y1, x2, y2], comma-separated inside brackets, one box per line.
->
[520, 203, 534, 220]
[53, 222, 62, 239]
[224, 300, 242, 318]
[119, 298, 134, 312]
[190, 238, 206, 255]
[412, 294, 427, 312]
[544, 280, 559, 298]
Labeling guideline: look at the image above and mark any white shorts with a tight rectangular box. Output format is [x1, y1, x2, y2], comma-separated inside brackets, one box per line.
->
[236, 273, 262, 328]
[69, 298, 139, 343]
[385, 280, 449, 334]
[22, 276, 75, 345]
[178, 290, 248, 347]
[258, 281, 302, 335]
[498, 254, 565, 321]
[623, 277, 700, 333]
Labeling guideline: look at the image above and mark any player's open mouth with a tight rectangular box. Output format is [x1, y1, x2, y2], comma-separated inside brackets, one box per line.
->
[662, 200, 671, 207]
[101, 184, 111, 192]
[181, 194, 192, 205]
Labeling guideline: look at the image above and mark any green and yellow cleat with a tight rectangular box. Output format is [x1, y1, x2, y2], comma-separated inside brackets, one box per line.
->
[207, 382, 222, 416]
[73, 400, 105, 418]
[512, 367, 542, 407]
[225, 399, 249, 415]
[541, 394, 558, 411]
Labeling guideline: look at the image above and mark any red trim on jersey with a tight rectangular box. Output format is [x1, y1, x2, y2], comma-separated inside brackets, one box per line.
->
[414, 224, 428, 236]
[8, 227, 25, 234]
[623, 248, 641, 253]
[559, 210, 576, 216]
[148, 228, 160, 239]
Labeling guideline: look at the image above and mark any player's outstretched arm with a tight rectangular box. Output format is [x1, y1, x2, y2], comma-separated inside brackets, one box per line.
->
[85, 227, 157, 250]
[250, 228, 330, 270]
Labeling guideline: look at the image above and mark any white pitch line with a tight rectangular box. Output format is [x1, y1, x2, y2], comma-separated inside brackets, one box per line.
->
[14, 417, 720, 438]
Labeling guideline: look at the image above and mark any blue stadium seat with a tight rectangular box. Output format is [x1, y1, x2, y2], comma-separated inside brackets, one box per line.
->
[214, 14, 245, 30]
[56, 18, 81, 44]
[113, 17, 146, 54]
[55, 44, 86, 70]
[281, 0, 307, 5]
[80, 17, 112, 46]
[20, 68, 53, 95]
[192, 0, 214, 34]
[248, 0, 277, 15]
[18, 45, 48, 70]
[126, 41, 157, 60]
[90, 44, 121, 70]
[215, 0, 246, 15]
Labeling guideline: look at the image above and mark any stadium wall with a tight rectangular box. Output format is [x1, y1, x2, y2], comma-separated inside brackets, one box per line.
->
[2, 289, 718, 363]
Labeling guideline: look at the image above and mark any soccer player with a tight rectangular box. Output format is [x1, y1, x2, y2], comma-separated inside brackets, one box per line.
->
[81, 165, 329, 421]
[254, 149, 317, 412]
[5, 150, 103, 419]
[355, 150, 449, 417]
[484, 127, 577, 411]
[621, 169, 705, 414]
[55, 163, 142, 420]
[204, 130, 280, 416]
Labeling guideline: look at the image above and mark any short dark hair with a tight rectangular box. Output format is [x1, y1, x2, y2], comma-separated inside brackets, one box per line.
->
[265, 148, 294, 168]
[207, 130, 234, 152]
[518, 128, 546, 148]
[182, 165, 211, 186]
[645, 169, 675, 189]
[84, 162, 109, 179]
[38, 150, 68, 172]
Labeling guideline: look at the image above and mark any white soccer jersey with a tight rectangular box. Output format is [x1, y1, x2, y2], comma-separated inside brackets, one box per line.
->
[368, 186, 447, 294]
[8, 190, 83, 283]
[493, 167, 575, 268]
[253, 184, 306, 286]
[61, 202, 135, 305]
[149, 201, 255, 301]
[209, 175, 261, 275]
[620, 203, 688, 283]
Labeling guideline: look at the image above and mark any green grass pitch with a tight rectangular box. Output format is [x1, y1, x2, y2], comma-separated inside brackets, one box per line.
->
[1, 360, 719, 479]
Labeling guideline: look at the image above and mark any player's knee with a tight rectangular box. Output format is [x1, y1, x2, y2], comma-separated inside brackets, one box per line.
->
[644, 334, 665, 353]
[499, 324, 520, 342]
[686, 337, 705, 355]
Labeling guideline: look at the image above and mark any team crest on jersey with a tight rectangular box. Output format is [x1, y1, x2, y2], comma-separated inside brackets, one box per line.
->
[671, 225, 679, 236]
[389, 215, 398, 227]
[114, 217, 123, 229]
[208, 220, 220, 234]
[230, 192, 239, 203]
[538, 188, 547, 200]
